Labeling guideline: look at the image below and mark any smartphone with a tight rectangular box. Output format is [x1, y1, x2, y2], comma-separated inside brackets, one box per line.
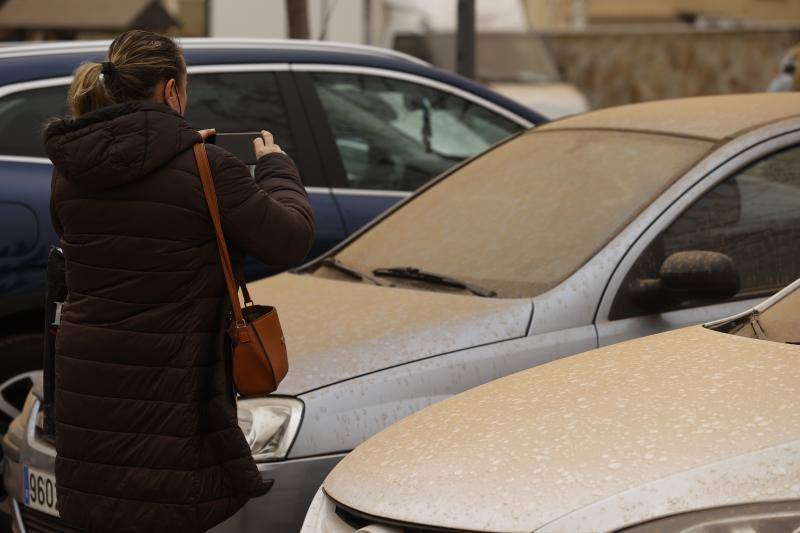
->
[206, 132, 261, 165]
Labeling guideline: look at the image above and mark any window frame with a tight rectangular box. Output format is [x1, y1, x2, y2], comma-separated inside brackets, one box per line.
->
[187, 64, 328, 189]
[598, 126, 800, 322]
[291, 63, 534, 193]
[0, 66, 332, 189]
[0, 76, 72, 164]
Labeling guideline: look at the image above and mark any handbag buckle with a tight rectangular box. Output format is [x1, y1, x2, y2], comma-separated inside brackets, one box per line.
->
[231, 320, 251, 343]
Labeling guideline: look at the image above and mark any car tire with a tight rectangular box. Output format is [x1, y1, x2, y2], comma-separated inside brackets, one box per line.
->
[0, 334, 42, 435]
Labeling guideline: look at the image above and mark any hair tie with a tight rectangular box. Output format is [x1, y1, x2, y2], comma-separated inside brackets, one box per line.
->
[99, 61, 115, 84]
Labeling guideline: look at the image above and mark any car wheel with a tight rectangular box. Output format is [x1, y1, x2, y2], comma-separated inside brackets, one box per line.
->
[0, 334, 42, 434]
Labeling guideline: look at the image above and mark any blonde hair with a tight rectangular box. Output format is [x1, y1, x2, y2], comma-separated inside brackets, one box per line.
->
[68, 30, 185, 117]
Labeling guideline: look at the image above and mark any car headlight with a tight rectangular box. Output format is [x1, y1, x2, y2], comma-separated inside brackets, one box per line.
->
[621, 500, 800, 533]
[236, 397, 303, 462]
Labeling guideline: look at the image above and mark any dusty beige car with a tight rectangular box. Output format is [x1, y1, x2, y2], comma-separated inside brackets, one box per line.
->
[303, 278, 800, 533]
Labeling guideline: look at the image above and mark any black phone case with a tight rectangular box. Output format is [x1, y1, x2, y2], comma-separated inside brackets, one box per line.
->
[206, 133, 260, 165]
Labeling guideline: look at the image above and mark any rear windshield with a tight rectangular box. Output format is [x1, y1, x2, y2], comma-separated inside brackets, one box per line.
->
[330, 129, 713, 298]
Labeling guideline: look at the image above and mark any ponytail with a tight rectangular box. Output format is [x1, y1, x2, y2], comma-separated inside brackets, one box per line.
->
[66, 30, 185, 117]
[68, 62, 114, 117]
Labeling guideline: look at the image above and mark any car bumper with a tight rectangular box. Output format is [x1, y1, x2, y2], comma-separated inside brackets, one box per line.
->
[5, 451, 345, 533]
[301, 487, 353, 532]
[210, 453, 346, 533]
[2, 393, 345, 533]
[301, 488, 407, 533]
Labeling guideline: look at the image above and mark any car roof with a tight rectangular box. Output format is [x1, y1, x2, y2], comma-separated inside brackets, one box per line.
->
[539, 92, 800, 141]
[0, 38, 428, 65]
[0, 38, 545, 124]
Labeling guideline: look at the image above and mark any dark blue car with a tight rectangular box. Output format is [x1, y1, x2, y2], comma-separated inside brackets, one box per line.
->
[0, 38, 544, 430]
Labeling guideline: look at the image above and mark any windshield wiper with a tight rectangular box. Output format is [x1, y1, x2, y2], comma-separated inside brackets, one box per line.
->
[372, 266, 497, 297]
[320, 258, 391, 287]
[748, 311, 768, 340]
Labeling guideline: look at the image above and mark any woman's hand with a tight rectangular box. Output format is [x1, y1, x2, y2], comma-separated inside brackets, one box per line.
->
[198, 128, 216, 140]
[253, 130, 286, 160]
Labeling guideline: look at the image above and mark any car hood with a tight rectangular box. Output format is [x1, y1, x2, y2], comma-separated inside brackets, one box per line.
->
[249, 273, 533, 395]
[324, 326, 800, 532]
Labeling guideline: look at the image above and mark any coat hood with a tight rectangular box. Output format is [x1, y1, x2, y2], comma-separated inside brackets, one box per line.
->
[44, 102, 200, 190]
[248, 273, 533, 395]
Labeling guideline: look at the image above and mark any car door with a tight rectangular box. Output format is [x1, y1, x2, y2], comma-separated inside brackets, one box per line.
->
[0, 78, 72, 427]
[185, 66, 345, 276]
[0, 79, 71, 260]
[292, 66, 528, 234]
[596, 133, 800, 347]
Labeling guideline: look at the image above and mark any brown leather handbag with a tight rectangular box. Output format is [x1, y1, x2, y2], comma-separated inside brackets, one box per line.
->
[194, 143, 289, 396]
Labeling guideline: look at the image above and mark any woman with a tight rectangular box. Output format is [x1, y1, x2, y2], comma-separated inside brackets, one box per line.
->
[44, 30, 314, 532]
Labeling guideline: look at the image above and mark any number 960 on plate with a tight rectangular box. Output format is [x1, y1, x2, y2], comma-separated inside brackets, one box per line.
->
[23, 465, 59, 517]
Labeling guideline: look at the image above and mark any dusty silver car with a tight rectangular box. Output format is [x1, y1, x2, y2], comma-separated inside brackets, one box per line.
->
[4, 93, 800, 532]
[303, 278, 800, 533]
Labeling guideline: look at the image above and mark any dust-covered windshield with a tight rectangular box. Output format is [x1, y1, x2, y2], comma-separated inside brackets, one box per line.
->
[726, 282, 800, 344]
[323, 129, 713, 298]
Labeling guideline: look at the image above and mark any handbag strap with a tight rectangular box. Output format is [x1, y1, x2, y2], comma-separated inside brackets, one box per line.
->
[193, 143, 252, 327]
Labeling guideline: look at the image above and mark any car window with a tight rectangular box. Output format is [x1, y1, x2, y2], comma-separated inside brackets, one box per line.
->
[327, 130, 713, 298]
[186, 72, 296, 160]
[0, 84, 69, 158]
[311, 72, 522, 192]
[612, 144, 800, 319]
[0, 74, 298, 161]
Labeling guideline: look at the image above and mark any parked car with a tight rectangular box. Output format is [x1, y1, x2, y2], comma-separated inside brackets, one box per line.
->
[303, 277, 800, 533]
[5, 93, 800, 533]
[0, 38, 542, 434]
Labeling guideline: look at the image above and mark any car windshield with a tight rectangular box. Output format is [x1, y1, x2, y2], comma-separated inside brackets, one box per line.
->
[726, 282, 799, 344]
[321, 129, 713, 298]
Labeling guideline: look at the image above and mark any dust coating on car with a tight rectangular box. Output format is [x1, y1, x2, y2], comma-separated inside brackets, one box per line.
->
[322, 300, 800, 532]
[248, 273, 533, 394]
[540, 92, 800, 140]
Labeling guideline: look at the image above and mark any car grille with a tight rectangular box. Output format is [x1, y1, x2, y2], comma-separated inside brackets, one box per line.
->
[335, 504, 469, 532]
[20, 506, 80, 533]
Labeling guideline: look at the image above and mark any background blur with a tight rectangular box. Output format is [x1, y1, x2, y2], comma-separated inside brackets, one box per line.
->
[0, 0, 797, 109]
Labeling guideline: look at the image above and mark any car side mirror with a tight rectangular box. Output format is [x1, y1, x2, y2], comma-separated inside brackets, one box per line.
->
[631, 250, 740, 311]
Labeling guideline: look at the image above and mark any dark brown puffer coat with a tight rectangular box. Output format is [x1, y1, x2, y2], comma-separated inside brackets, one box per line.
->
[44, 101, 313, 532]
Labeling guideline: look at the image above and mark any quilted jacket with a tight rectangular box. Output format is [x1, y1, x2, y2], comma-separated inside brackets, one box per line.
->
[44, 101, 313, 532]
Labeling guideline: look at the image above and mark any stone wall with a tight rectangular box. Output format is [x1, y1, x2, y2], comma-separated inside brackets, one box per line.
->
[541, 28, 800, 109]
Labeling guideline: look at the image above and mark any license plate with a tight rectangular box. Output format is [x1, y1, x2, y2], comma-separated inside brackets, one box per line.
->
[23, 465, 59, 517]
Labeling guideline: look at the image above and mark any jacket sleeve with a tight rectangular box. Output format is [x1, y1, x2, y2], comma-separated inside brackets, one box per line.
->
[208, 147, 314, 268]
